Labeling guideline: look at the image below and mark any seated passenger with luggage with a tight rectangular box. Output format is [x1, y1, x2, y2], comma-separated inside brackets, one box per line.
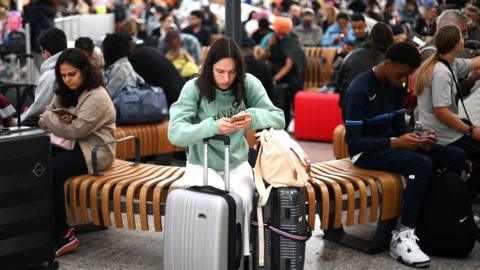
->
[416, 25, 480, 200]
[102, 32, 141, 98]
[344, 42, 466, 268]
[168, 38, 285, 260]
[39, 48, 116, 257]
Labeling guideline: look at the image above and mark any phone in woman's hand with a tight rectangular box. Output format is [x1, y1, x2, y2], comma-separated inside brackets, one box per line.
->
[230, 115, 246, 123]
[52, 108, 77, 119]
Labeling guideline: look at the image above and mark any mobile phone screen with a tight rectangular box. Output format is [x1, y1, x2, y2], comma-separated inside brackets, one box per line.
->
[231, 115, 246, 122]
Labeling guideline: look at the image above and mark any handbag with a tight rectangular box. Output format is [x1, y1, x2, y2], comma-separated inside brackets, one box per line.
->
[50, 133, 75, 150]
[112, 83, 169, 125]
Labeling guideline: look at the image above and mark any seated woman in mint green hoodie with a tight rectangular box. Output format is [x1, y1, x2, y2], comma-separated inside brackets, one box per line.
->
[168, 38, 285, 257]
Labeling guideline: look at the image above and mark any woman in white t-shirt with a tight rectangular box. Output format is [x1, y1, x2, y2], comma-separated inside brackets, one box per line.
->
[415, 25, 480, 199]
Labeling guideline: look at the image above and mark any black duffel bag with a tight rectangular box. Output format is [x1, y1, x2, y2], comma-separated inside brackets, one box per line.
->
[112, 84, 168, 126]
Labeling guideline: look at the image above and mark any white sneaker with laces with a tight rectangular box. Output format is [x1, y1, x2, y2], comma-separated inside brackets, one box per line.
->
[390, 229, 431, 268]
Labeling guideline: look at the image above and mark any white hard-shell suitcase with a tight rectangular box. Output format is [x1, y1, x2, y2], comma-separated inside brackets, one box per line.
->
[164, 135, 244, 270]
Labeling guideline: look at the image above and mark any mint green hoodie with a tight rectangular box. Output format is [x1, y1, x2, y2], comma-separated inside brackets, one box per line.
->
[168, 73, 285, 171]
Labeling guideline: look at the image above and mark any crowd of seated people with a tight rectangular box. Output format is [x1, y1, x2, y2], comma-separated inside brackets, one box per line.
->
[4, 1, 480, 268]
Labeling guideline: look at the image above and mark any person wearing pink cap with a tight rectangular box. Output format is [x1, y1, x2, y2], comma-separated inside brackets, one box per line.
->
[259, 16, 307, 128]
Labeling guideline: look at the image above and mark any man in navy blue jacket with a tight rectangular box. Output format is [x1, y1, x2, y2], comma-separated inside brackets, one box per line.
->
[344, 42, 466, 268]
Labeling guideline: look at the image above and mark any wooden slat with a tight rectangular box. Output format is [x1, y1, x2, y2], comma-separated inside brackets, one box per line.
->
[311, 165, 356, 227]
[89, 163, 147, 226]
[65, 160, 132, 223]
[313, 163, 368, 225]
[310, 178, 330, 230]
[151, 169, 186, 232]
[113, 166, 171, 229]
[115, 121, 185, 160]
[102, 164, 160, 227]
[333, 125, 349, 159]
[145, 168, 185, 231]
[320, 47, 337, 85]
[137, 168, 184, 230]
[310, 172, 343, 228]
[318, 162, 379, 223]
[124, 166, 180, 230]
[304, 181, 317, 230]
[78, 162, 133, 223]
[327, 159, 403, 220]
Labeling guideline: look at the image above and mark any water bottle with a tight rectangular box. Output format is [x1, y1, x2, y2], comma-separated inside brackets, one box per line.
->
[413, 121, 424, 137]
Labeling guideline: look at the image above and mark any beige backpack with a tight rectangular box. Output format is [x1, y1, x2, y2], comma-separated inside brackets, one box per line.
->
[253, 129, 315, 266]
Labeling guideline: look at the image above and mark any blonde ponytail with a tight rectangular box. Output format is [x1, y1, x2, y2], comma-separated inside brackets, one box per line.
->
[414, 54, 438, 96]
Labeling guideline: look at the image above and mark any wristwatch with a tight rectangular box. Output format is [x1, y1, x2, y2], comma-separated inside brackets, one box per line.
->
[465, 125, 475, 137]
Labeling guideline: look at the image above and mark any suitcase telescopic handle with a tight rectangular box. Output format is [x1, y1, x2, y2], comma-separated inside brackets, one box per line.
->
[203, 135, 230, 191]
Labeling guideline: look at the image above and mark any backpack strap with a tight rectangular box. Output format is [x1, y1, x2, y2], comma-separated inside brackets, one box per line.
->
[254, 139, 267, 267]
[437, 58, 473, 124]
[253, 130, 315, 266]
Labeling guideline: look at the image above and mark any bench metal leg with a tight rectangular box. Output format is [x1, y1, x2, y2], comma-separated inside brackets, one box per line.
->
[323, 215, 398, 254]
[73, 201, 108, 234]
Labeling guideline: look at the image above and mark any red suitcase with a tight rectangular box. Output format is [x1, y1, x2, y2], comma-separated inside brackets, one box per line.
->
[294, 91, 343, 142]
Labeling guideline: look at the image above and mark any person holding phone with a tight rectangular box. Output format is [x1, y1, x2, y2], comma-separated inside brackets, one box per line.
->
[344, 42, 466, 268]
[416, 25, 480, 200]
[39, 48, 116, 257]
[168, 38, 285, 260]
[321, 12, 354, 48]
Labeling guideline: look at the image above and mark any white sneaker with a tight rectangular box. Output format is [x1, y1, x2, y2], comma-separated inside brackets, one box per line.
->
[390, 229, 431, 268]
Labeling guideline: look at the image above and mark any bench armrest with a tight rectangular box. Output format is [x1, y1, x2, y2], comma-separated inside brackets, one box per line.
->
[92, 135, 141, 176]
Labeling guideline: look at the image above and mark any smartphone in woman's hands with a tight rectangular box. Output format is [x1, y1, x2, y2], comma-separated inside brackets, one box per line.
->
[230, 115, 246, 123]
[52, 108, 77, 119]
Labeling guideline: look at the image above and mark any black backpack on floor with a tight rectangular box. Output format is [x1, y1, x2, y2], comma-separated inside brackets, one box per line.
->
[416, 170, 480, 258]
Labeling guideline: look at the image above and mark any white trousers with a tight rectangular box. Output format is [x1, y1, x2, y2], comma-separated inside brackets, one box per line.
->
[173, 161, 254, 255]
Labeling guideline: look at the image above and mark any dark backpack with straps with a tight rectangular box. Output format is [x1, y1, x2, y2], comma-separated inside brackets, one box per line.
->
[416, 170, 480, 257]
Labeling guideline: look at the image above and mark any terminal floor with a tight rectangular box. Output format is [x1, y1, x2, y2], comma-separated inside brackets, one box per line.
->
[25, 140, 480, 270]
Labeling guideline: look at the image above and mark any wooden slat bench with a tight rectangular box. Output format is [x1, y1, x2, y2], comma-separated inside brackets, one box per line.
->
[63, 125, 405, 255]
[309, 124, 405, 253]
[115, 121, 257, 161]
[64, 159, 185, 232]
[115, 120, 184, 161]
[64, 130, 263, 233]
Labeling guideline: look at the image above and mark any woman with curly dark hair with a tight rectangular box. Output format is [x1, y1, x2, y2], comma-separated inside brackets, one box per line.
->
[39, 48, 116, 257]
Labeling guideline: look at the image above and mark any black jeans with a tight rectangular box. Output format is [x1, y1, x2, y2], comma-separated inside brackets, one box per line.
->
[450, 135, 480, 198]
[354, 144, 466, 228]
[51, 144, 88, 237]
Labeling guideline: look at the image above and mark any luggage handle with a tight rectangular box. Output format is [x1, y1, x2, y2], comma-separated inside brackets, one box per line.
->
[203, 135, 230, 191]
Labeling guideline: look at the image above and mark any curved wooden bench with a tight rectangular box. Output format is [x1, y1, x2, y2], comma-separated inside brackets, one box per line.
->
[320, 47, 337, 86]
[307, 124, 405, 254]
[303, 57, 322, 90]
[64, 159, 185, 232]
[115, 121, 184, 160]
[116, 121, 257, 161]
[332, 124, 349, 159]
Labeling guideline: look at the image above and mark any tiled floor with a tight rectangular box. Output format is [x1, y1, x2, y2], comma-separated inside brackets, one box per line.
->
[25, 140, 480, 269]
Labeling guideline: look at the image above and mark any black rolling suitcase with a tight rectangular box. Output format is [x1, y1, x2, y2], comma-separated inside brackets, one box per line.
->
[251, 187, 310, 270]
[0, 127, 58, 269]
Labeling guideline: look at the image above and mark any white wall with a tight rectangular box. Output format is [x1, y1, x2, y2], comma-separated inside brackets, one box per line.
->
[55, 13, 114, 43]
